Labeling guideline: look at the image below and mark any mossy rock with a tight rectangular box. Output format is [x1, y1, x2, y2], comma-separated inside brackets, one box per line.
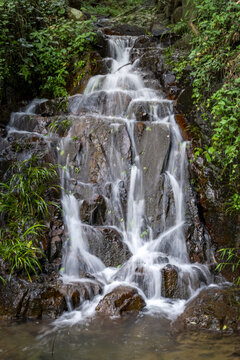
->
[68, 7, 85, 21]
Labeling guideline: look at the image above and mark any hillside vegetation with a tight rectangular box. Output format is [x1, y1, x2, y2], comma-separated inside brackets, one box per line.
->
[165, 0, 240, 213]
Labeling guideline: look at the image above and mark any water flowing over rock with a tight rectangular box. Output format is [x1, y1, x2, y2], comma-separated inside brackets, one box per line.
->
[1, 31, 220, 321]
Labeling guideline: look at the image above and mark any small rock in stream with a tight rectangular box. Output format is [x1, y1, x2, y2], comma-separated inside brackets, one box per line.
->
[96, 285, 146, 316]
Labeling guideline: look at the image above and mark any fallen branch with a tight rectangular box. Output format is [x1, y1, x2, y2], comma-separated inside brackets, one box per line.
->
[115, 62, 131, 73]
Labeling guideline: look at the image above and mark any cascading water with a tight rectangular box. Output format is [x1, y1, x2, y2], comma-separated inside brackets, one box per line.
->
[54, 34, 213, 323]
[5, 34, 214, 325]
[2, 31, 239, 360]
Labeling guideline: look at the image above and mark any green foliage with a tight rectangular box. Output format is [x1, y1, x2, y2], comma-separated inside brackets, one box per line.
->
[216, 248, 240, 285]
[24, 19, 95, 98]
[0, 225, 44, 281]
[49, 117, 73, 136]
[167, 0, 240, 212]
[0, 0, 95, 101]
[0, 157, 58, 221]
[0, 157, 59, 281]
[81, 0, 144, 17]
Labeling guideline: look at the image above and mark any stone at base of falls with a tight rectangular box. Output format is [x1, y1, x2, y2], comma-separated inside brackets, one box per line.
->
[60, 279, 103, 309]
[0, 276, 102, 320]
[161, 264, 179, 298]
[0, 277, 67, 320]
[161, 264, 210, 300]
[172, 286, 240, 334]
[95, 286, 146, 316]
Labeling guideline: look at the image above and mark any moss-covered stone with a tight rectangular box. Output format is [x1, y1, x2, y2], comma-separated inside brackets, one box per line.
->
[68, 7, 85, 21]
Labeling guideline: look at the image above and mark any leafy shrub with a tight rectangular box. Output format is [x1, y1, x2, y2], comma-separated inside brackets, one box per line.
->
[0, 225, 44, 281]
[216, 247, 240, 285]
[166, 0, 240, 212]
[0, 0, 95, 102]
[0, 157, 59, 281]
[81, 0, 144, 17]
[48, 117, 73, 136]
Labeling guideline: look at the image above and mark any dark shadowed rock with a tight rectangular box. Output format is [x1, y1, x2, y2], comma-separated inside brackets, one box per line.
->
[80, 195, 107, 225]
[34, 99, 63, 117]
[60, 279, 103, 309]
[161, 264, 179, 298]
[133, 35, 156, 49]
[134, 49, 164, 77]
[102, 24, 146, 37]
[9, 114, 39, 132]
[0, 276, 103, 319]
[161, 264, 210, 300]
[85, 226, 131, 267]
[96, 285, 146, 316]
[50, 236, 62, 261]
[172, 286, 240, 333]
[0, 277, 67, 320]
[162, 73, 176, 88]
[69, 0, 82, 10]
[93, 31, 109, 58]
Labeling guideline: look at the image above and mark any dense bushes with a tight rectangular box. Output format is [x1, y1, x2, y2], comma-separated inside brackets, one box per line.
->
[0, 158, 58, 281]
[81, 0, 144, 17]
[167, 0, 240, 212]
[0, 0, 95, 103]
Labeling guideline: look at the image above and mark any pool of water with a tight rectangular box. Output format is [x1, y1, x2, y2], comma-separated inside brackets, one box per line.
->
[0, 315, 239, 360]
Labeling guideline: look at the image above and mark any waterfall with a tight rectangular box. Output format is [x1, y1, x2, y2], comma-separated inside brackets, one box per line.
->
[57, 35, 212, 322]
[6, 35, 213, 324]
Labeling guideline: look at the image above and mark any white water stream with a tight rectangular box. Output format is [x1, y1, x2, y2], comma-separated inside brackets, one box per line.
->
[55, 35, 212, 324]
[6, 35, 213, 325]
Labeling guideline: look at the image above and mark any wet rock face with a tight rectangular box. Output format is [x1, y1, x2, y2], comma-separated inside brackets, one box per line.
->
[133, 35, 156, 49]
[67, 116, 132, 190]
[60, 279, 103, 309]
[134, 121, 171, 232]
[132, 48, 164, 78]
[101, 24, 146, 37]
[69, 91, 132, 117]
[161, 264, 179, 298]
[9, 114, 39, 132]
[34, 99, 64, 117]
[161, 264, 209, 300]
[84, 226, 131, 267]
[127, 100, 171, 122]
[172, 286, 240, 333]
[80, 195, 107, 225]
[0, 277, 67, 320]
[0, 276, 103, 320]
[96, 286, 146, 316]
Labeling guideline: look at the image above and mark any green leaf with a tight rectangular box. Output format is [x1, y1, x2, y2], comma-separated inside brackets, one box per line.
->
[208, 147, 215, 155]
[205, 153, 212, 162]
